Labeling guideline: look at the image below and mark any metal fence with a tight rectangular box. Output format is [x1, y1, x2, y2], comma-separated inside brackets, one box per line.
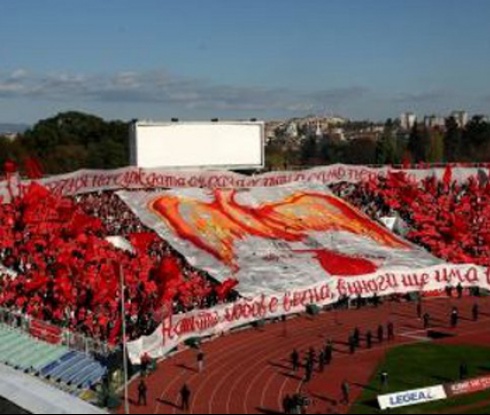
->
[0, 307, 114, 357]
[62, 330, 113, 357]
[0, 308, 29, 331]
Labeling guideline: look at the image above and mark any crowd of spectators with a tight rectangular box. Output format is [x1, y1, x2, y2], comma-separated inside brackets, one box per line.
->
[1, 167, 490, 346]
[0, 185, 236, 345]
[331, 169, 490, 267]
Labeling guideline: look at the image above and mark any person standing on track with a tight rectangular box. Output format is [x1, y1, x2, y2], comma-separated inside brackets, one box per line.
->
[137, 378, 148, 407]
[291, 349, 300, 372]
[424, 312, 431, 329]
[197, 349, 205, 373]
[457, 283, 464, 299]
[353, 327, 361, 349]
[349, 334, 356, 355]
[304, 358, 314, 383]
[180, 384, 191, 412]
[451, 307, 459, 328]
[325, 340, 333, 365]
[318, 350, 326, 373]
[366, 330, 373, 349]
[473, 303, 480, 321]
[377, 325, 384, 343]
[341, 380, 350, 405]
[283, 394, 293, 414]
[387, 322, 395, 341]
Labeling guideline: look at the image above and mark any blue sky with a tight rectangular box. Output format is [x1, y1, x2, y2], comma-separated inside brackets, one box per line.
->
[1, 0, 490, 123]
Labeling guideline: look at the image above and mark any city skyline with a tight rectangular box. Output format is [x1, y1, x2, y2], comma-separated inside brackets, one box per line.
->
[1, 0, 490, 124]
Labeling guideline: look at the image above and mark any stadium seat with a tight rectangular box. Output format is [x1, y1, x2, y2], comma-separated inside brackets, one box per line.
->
[0, 324, 106, 391]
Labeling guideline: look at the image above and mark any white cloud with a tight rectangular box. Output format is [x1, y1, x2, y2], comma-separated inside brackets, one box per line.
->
[393, 90, 450, 104]
[0, 69, 369, 114]
[9, 69, 29, 81]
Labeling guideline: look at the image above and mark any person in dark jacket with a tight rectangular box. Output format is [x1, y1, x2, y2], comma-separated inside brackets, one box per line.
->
[387, 322, 395, 341]
[472, 303, 480, 322]
[451, 307, 459, 328]
[353, 327, 361, 348]
[180, 384, 191, 411]
[291, 349, 300, 372]
[138, 378, 148, 407]
[366, 330, 373, 349]
[377, 325, 384, 343]
[197, 350, 205, 373]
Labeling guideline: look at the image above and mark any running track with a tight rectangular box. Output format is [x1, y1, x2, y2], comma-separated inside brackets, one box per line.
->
[119, 296, 490, 414]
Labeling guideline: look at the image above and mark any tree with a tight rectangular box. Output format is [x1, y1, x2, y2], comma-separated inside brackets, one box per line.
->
[300, 135, 319, 166]
[265, 141, 287, 170]
[0, 136, 29, 174]
[408, 124, 430, 163]
[19, 112, 129, 173]
[376, 119, 399, 165]
[348, 138, 378, 165]
[444, 117, 462, 162]
[463, 116, 490, 161]
[427, 129, 445, 163]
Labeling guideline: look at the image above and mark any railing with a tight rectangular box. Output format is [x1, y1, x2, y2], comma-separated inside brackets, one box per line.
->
[0, 307, 30, 331]
[0, 307, 114, 357]
[62, 331, 113, 357]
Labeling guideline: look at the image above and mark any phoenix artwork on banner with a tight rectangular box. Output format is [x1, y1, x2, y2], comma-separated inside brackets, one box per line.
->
[118, 183, 441, 297]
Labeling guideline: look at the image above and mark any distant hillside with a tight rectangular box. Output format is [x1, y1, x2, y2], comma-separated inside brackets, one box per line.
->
[0, 123, 29, 134]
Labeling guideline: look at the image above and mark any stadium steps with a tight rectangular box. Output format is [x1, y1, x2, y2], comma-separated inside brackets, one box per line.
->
[0, 324, 107, 390]
[0, 325, 67, 371]
[40, 351, 107, 389]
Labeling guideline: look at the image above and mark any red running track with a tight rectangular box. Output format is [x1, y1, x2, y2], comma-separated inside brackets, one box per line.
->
[119, 296, 490, 414]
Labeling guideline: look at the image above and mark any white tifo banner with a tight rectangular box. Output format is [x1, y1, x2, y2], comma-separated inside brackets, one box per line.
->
[378, 385, 447, 410]
[0, 164, 488, 203]
[128, 264, 490, 364]
[118, 183, 442, 298]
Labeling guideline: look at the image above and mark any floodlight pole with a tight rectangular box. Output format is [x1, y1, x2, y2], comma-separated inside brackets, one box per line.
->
[119, 264, 130, 415]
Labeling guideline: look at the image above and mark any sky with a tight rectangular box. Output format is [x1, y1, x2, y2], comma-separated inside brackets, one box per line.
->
[1, 0, 490, 124]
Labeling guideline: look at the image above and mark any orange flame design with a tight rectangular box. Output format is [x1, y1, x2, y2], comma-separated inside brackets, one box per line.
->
[150, 189, 409, 271]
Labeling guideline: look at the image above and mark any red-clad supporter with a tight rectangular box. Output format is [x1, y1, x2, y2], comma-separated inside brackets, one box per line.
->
[0, 186, 236, 344]
[331, 167, 490, 267]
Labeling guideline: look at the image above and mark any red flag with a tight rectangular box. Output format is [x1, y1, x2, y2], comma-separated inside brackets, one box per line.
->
[24, 157, 44, 180]
[387, 171, 408, 188]
[129, 232, 158, 254]
[402, 154, 412, 170]
[3, 159, 18, 175]
[157, 256, 183, 301]
[216, 278, 239, 301]
[443, 165, 453, 188]
[23, 182, 51, 203]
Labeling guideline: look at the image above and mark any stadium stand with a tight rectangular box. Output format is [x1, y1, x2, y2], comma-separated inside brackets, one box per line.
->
[0, 323, 106, 391]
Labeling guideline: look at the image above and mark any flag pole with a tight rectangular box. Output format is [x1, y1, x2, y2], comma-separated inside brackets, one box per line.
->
[119, 263, 130, 415]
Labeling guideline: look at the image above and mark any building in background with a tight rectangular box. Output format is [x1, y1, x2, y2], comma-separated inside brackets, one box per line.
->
[451, 111, 469, 128]
[400, 112, 417, 130]
[424, 115, 446, 129]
